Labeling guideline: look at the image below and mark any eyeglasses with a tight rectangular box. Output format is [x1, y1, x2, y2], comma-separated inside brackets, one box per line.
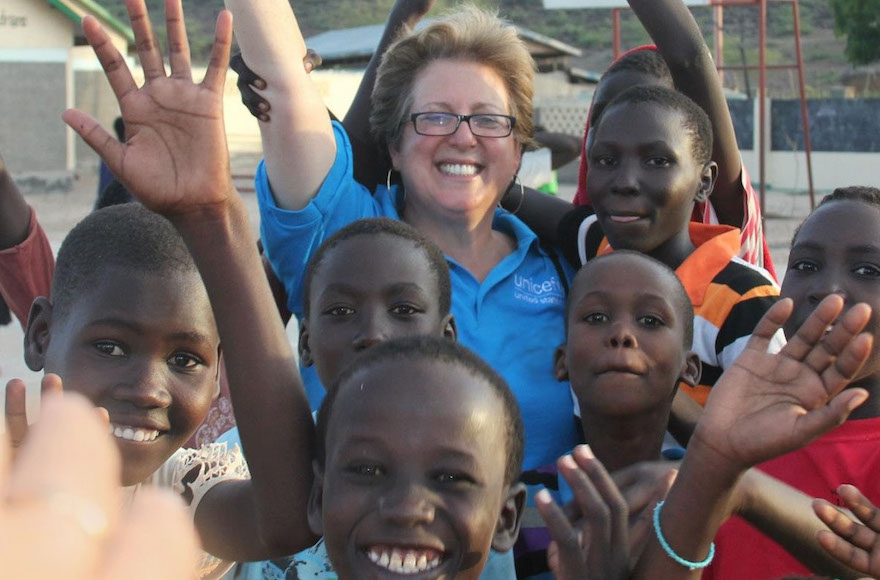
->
[410, 112, 516, 138]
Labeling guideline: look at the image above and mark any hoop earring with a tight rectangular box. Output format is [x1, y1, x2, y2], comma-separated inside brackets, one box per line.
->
[508, 175, 524, 215]
[387, 168, 405, 207]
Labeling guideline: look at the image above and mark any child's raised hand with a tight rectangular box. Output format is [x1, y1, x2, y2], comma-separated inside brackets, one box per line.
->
[814, 484, 880, 577]
[62, 0, 235, 219]
[1, 392, 199, 579]
[536, 445, 631, 580]
[691, 295, 872, 474]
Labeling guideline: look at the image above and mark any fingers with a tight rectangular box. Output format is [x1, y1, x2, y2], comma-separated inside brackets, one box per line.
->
[164, 0, 192, 79]
[814, 498, 878, 574]
[81, 16, 138, 104]
[744, 298, 793, 354]
[4, 394, 121, 576]
[536, 487, 591, 580]
[40, 373, 63, 397]
[61, 110, 123, 179]
[570, 445, 628, 549]
[126, 0, 166, 81]
[804, 302, 871, 376]
[202, 9, 234, 94]
[838, 484, 880, 535]
[781, 295, 845, 363]
[304, 48, 323, 72]
[4, 379, 30, 451]
[230, 52, 264, 88]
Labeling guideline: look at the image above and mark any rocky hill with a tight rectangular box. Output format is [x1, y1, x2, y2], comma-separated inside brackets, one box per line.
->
[99, 0, 859, 96]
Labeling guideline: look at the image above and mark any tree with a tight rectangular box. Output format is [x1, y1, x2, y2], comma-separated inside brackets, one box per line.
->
[830, 0, 880, 65]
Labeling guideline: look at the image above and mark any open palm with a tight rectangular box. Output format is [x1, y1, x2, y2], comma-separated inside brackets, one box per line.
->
[62, 0, 234, 218]
[692, 296, 872, 472]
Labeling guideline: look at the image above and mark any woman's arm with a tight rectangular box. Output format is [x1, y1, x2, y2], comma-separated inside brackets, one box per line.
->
[224, 0, 335, 210]
[627, 0, 744, 228]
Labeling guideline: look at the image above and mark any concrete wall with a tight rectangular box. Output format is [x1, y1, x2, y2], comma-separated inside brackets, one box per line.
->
[0, 59, 70, 176]
[0, 0, 71, 50]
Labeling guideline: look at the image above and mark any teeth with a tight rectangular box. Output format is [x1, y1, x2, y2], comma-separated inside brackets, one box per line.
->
[609, 215, 640, 223]
[110, 423, 159, 442]
[440, 163, 477, 176]
[366, 546, 442, 575]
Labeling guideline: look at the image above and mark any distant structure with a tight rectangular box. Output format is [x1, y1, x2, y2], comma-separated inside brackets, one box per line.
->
[0, 0, 132, 183]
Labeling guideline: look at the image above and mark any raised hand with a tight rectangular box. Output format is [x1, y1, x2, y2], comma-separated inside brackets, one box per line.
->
[814, 484, 880, 577]
[1, 393, 199, 579]
[536, 445, 631, 580]
[61, 0, 234, 218]
[691, 295, 872, 473]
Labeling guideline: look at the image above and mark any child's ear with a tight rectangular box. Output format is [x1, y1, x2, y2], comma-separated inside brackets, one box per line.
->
[299, 319, 314, 367]
[695, 160, 718, 203]
[553, 344, 570, 382]
[24, 297, 52, 372]
[441, 314, 457, 342]
[492, 482, 527, 552]
[307, 460, 325, 537]
[678, 351, 702, 387]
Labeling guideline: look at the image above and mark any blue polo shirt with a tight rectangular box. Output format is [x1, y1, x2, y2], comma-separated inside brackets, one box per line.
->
[257, 121, 579, 474]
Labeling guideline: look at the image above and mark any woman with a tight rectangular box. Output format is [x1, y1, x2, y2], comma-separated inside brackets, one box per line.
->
[228, 0, 579, 481]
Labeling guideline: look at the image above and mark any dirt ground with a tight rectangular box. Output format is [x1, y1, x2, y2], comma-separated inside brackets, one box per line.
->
[0, 162, 813, 418]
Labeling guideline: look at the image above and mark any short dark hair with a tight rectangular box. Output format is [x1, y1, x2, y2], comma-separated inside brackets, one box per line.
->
[571, 250, 694, 347]
[51, 204, 198, 318]
[315, 336, 525, 486]
[602, 48, 672, 87]
[598, 85, 713, 166]
[791, 186, 880, 246]
[302, 218, 452, 318]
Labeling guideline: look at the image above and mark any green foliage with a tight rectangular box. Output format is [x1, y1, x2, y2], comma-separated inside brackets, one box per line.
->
[830, 0, 880, 65]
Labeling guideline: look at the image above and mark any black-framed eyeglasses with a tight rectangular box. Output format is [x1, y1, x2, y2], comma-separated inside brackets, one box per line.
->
[410, 112, 517, 138]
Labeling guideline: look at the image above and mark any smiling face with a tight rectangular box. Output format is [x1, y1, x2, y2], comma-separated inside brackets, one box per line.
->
[389, 59, 522, 226]
[587, 101, 713, 262]
[311, 358, 516, 580]
[557, 253, 697, 420]
[301, 233, 455, 386]
[26, 266, 220, 486]
[782, 200, 880, 384]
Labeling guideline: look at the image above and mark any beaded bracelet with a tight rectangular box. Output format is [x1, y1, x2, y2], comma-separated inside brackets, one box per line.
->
[652, 501, 716, 571]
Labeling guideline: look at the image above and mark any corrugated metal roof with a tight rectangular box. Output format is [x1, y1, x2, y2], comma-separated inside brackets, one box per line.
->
[305, 18, 581, 66]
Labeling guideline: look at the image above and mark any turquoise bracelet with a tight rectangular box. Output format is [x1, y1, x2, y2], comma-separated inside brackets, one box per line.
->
[652, 501, 716, 571]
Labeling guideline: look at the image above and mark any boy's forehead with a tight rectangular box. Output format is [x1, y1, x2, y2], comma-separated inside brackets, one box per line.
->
[575, 254, 672, 294]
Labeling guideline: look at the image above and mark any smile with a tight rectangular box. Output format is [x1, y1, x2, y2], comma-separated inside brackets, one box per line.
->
[439, 163, 478, 176]
[109, 423, 160, 442]
[365, 546, 443, 575]
[607, 214, 644, 223]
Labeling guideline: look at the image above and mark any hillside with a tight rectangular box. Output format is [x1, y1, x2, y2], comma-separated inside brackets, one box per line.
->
[99, 0, 858, 96]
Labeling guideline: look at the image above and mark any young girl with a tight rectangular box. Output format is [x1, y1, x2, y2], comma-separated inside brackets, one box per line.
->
[576, 0, 774, 278]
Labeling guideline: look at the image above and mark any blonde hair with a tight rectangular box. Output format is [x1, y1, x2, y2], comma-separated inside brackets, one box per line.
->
[370, 4, 536, 151]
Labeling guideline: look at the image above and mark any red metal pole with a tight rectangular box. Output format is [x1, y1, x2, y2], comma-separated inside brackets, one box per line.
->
[791, 0, 816, 208]
[758, 0, 767, 213]
[613, 8, 621, 59]
[715, 4, 725, 86]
